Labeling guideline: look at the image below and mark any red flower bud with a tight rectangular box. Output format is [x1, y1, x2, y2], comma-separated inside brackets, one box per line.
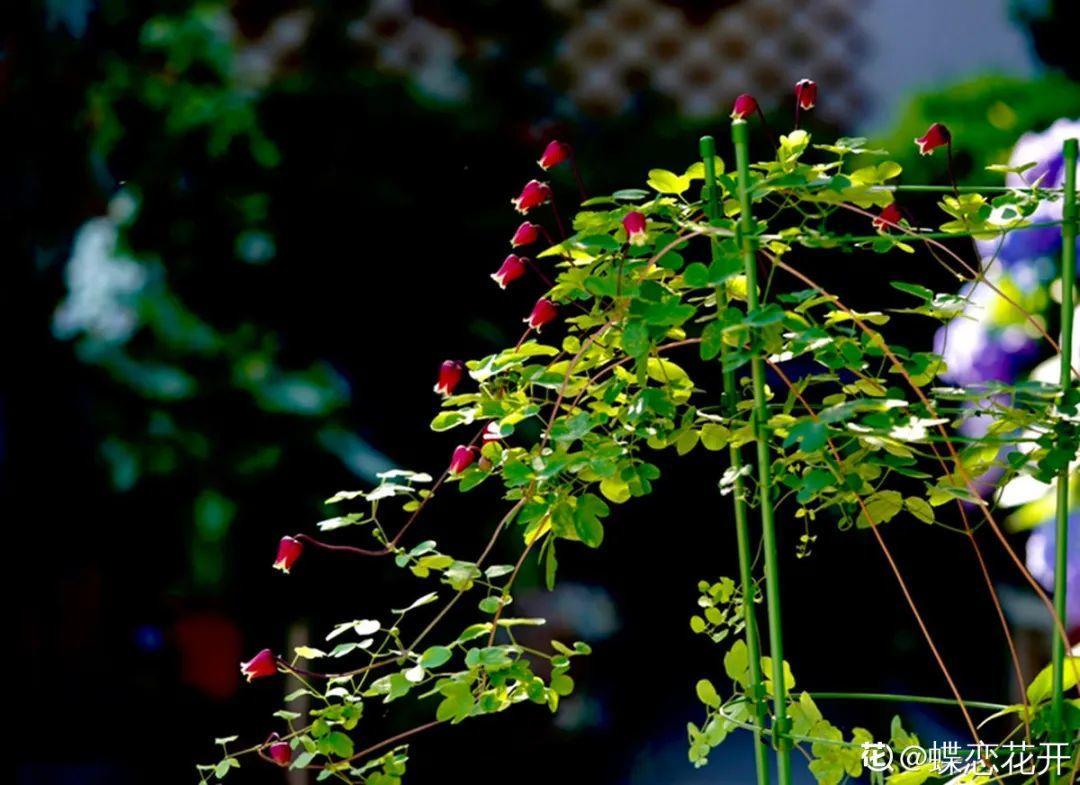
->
[731, 93, 758, 120]
[622, 211, 647, 246]
[525, 298, 558, 331]
[915, 123, 951, 156]
[512, 180, 552, 214]
[433, 360, 464, 397]
[449, 445, 475, 475]
[873, 203, 903, 232]
[240, 649, 277, 682]
[273, 536, 303, 574]
[491, 254, 528, 289]
[538, 140, 571, 170]
[795, 79, 817, 111]
[511, 221, 541, 248]
[267, 735, 291, 767]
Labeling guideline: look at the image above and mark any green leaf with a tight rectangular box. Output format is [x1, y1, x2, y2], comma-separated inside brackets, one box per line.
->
[857, 490, 903, 528]
[760, 656, 796, 694]
[436, 681, 475, 723]
[430, 409, 474, 432]
[1027, 657, 1079, 704]
[647, 168, 692, 195]
[545, 542, 558, 590]
[683, 262, 709, 288]
[326, 732, 354, 759]
[700, 423, 730, 451]
[419, 646, 453, 669]
[903, 497, 935, 524]
[622, 321, 650, 357]
[724, 639, 749, 687]
[213, 759, 238, 779]
[695, 678, 721, 708]
[573, 493, 609, 548]
[785, 420, 827, 453]
[599, 476, 631, 504]
[700, 321, 725, 362]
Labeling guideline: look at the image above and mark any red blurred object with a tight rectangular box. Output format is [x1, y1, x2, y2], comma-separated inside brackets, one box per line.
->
[173, 612, 243, 699]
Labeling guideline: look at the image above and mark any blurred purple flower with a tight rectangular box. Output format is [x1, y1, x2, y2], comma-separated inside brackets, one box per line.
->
[1025, 512, 1080, 629]
[933, 281, 1040, 386]
[976, 118, 1080, 271]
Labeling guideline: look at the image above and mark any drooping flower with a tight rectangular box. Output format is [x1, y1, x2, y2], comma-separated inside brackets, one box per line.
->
[731, 93, 758, 120]
[449, 445, 475, 475]
[267, 735, 292, 767]
[538, 140, 571, 170]
[240, 649, 277, 682]
[622, 211, 647, 246]
[482, 421, 504, 442]
[525, 298, 558, 331]
[512, 180, 552, 214]
[872, 203, 903, 232]
[511, 221, 541, 248]
[273, 536, 303, 574]
[433, 360, 464, 397]
[491, 254, 528, 289]
[794, 79, 817, 111]
[915, 122, 951, 156]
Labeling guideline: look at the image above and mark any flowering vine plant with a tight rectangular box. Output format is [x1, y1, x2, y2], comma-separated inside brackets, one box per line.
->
[200, 82, 1079, 785]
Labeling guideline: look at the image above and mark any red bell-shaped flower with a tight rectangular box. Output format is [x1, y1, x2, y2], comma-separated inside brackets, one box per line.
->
[449, 445, 476, 475]
[267, 735, 291, 767]
[433, 360, 464, 397]
[511, 221, 541, 248]
[240, 649, 277, 682]
[538, 140, 571, 170]
[873, 203, 903, 232]
[273, 536, 303, 574]
[731, 93, 758, 120]
[525, 298, 558, 331]
[795, 79, 817, 111]
[622, 211, 647, 246]
[491, 254, 528, 289]
[915, 123, 951, 156]
[512, 180, 552, 214]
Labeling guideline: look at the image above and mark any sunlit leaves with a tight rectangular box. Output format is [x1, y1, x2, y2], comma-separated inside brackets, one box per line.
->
[647, 168, 693, 195]
[857, 490, 904, 528]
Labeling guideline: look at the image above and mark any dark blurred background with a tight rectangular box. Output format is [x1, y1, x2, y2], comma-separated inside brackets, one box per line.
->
[7, 1, 1079, 783]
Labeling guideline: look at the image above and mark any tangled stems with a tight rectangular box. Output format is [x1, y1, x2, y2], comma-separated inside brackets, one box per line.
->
[204, 113, 1078, 785]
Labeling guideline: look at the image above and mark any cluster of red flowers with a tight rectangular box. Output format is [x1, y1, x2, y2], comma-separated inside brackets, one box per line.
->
[730, 81, 952, 234]
[433, 138, 604, 483]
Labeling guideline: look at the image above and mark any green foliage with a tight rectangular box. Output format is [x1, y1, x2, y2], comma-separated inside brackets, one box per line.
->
[204, 118, 1078, 784]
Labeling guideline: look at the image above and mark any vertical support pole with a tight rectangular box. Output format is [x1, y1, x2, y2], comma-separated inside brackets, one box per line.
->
[732, 119, 793, 785]
[700, 135, 770, 785]
[1051, 137, 1077, 783]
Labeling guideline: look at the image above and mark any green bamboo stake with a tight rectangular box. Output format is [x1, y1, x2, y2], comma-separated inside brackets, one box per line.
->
[700, 134, 770, 785]
[1050, 136, 1077, 784]
[732, 119, 794, 785]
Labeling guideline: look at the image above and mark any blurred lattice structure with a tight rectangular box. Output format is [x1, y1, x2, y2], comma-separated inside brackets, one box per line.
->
[238, 0, 866, 120]
[555, 0, 867, 119]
